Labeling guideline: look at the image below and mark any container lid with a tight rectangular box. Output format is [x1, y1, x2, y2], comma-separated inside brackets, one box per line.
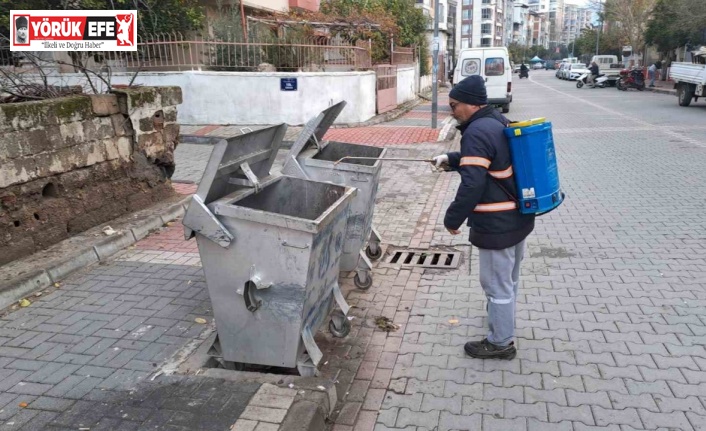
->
[183, 125, 286, 247]
[195, 124, 286, 205]
[286, 101, 346, 160]
[508, 117, 546, 128]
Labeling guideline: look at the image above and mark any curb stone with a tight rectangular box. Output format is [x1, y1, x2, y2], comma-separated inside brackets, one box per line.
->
[176, 333, 339, 431]
[0, 193, 192, 311]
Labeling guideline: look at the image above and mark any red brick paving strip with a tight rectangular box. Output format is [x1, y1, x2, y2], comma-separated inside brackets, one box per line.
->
[192, 124, 222, 136]
[324, 127, 440, 146]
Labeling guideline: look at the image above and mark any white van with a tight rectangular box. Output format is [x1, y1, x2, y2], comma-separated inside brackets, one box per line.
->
[453, 47, 512, 113]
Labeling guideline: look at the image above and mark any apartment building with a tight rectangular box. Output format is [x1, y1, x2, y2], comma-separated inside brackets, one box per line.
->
[562, 3, 593, 45]
[458, 0, 514, 48]
[525, 0, 564, 45]
[511, 2, 531, 45]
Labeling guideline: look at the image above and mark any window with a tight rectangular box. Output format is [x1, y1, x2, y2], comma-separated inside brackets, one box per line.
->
[482, 8, 492, 19]
[461, 58, 481, 76]
[463, 0, 470, 5]
[462, 24, 471, 34]
[462, 9, 470, 20]
[481, 23, 492, 34]
[482, 0, 491, 3]
[439, 4, 445, 19]
[481, 40, 491, 47]
[485, 57, 504, 76]
[462, 39, 470, 49]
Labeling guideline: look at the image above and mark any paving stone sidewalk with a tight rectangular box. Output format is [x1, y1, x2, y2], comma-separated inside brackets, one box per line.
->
[3, 74, 705, 431]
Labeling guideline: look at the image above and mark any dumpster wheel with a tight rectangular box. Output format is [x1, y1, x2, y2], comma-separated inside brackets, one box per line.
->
[365, 244, 382, 260]
[329, 315, 351, 338]
[354, 272, 373, 290]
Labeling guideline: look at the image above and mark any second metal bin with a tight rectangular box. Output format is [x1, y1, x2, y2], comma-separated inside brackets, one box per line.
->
[182, 125, 355, 376]
[282, 102, 385, 290]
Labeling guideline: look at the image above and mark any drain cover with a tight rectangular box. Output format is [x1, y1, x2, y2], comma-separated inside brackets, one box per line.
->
[387, 249, 461, 269]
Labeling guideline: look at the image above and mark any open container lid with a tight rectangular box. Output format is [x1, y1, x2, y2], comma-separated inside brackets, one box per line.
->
[285, 101, 346, 162]
[183, 124, 286, 247]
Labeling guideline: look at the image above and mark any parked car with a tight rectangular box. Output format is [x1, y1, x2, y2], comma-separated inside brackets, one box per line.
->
[545, 60, 558, 70]
[513, 64, 522, 74]
[556, 63, 568, 79]
[532, 62, 544, 70]
[568, 63, 589, 81]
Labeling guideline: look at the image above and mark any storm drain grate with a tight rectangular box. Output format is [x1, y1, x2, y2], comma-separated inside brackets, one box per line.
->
[387, 249, 461, 269]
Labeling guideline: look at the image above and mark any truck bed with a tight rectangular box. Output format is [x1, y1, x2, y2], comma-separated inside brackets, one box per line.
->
[670, 62, 706, 85]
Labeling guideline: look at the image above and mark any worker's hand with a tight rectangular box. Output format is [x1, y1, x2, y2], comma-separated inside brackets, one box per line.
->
[432, 154, 449, 171]
[446, 228, 461, 235]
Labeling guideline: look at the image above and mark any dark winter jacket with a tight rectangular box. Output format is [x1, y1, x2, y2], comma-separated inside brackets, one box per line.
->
[590, 64, 600, 76]
[444, 106, 535, 250]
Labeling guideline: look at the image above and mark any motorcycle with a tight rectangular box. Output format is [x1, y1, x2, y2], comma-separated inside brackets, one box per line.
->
[576, 72, 608, 88]
[617, 68, 645, 91]
[519, 69, 529, 79]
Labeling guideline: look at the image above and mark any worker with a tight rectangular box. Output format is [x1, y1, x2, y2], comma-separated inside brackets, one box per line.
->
[432, 75, 535, 360]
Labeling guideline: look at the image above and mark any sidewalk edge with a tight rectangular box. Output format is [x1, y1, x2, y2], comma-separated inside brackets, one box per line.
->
[0, 194, 192, 311]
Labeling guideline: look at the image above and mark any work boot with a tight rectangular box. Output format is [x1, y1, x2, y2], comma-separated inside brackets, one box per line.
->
[464, 338, 516, 360]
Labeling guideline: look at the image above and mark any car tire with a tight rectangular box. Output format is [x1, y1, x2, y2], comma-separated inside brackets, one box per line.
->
[502, 104, 510, 113]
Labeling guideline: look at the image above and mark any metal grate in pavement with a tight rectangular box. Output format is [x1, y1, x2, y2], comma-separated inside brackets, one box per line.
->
[387, 249, 461, 269]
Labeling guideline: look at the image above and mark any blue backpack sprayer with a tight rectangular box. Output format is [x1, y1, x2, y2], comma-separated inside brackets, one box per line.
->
[334, 117, 564, 216]
[503, 117, 565, 215]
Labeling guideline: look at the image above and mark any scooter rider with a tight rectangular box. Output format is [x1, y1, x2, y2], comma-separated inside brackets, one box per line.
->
[520, 63, 528, 77]
[587, 61, 600, 88]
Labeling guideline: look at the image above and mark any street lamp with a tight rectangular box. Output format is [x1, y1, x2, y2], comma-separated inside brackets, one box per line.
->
[595, 0, 602, 56]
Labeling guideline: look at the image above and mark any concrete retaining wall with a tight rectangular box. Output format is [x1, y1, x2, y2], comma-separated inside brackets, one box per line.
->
[0, 87, 182, 265]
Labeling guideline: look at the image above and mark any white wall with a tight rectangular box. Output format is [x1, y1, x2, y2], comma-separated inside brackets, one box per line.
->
[40, 71, 377, 125]
[419, 75, 433, 93]
[396, 66, 417, 104]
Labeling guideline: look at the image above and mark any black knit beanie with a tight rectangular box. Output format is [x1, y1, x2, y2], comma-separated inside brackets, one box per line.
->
[449, 75, 488, 106]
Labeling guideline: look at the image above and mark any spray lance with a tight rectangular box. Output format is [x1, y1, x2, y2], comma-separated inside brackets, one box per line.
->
[333, 156, 451, 171]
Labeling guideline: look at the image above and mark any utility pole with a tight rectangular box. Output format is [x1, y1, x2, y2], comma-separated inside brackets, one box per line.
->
[595, 0, 602, 55]
[431, 0, 440, 129]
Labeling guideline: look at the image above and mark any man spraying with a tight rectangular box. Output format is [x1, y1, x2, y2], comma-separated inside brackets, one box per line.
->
[432, 75, 535, 360]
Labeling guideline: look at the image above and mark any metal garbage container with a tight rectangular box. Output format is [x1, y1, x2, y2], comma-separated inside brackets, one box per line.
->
[282, 101, 385, 291]
[182, 125, 356, 376]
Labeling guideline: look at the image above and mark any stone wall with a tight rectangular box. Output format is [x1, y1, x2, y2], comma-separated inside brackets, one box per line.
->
[0, 87, 182, 266]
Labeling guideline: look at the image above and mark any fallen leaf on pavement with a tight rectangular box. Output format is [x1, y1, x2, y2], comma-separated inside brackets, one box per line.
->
[34, 292, 42, 297]
[374, 316, 399, 332]
[19, 299, 31, 307]
[19, 402, 28, 408]
[54, 283, 60, 288]
[194, 318, 207, 324]
[102, 226, 117, 236]
[448, 318, 459, 324]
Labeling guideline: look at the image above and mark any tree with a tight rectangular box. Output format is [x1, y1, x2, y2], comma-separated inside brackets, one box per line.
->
[573, 27, 621, 57]
[645, 0, 706, 54]
[600, 0, 657, 57]
[300, 0, 428, 65]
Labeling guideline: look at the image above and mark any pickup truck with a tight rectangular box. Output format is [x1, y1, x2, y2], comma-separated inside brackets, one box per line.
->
[670, 47, 706, 107]
[590, 55, 623, 85]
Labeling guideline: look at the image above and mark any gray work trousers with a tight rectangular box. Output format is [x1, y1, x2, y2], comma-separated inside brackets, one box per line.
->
[478, 239, 526, 346]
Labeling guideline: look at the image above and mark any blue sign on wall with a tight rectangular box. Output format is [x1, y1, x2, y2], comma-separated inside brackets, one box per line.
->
[281, 78, 298, 91]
